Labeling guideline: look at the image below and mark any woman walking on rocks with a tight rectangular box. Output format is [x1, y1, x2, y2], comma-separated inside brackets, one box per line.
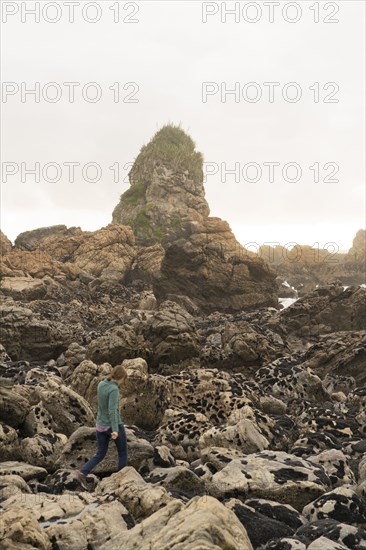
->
[76, 364, 128, 488]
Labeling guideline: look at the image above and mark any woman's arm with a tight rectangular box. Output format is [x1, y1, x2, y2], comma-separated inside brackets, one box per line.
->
[108, 387, 120, 435]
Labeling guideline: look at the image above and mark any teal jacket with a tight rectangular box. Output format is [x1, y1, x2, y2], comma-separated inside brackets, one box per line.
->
[96, 379, 122, 433]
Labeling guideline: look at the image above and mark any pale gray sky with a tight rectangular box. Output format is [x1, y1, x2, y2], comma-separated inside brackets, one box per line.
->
[1, 1, 365, 252]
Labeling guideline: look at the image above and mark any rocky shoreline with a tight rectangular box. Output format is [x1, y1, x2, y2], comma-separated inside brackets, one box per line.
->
[1, 126, 366, 549]
[1, 279, 366, 549]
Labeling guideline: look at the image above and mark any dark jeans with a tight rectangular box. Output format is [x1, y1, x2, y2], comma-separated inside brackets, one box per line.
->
[80, 423, 128, 476]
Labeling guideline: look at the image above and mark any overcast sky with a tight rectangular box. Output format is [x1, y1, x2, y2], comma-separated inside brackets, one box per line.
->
[1, 1, 365, 252]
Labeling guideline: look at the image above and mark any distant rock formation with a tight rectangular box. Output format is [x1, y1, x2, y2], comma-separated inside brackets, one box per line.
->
[346, 228, 366, 264]
[260, 229, 366, 296]
[0, 230, 12, 257]
[112, 125, 209, 244]
[112, 125, 278, 312]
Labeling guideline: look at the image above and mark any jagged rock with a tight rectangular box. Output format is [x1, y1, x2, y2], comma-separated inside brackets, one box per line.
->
[0, 474, 31, 503]
[24, 371, 95, 436]
[0, 461, 47, 481]
[146, 465, 205, 497]
[141, 300, 199, 366]
[220, 320, 285, 366]
[199, 446, 251, 473]
[154, 409, 212, 461]
[44, 468, 96, 493]
[20, 433, 66, 469]
[244, 499, 306, 530]
[0, 343, 11, 363]
[299, 331, 366, 386]
[14, 225, 81, 253]
[199, 417, 270, 454]
[112, 126, 209, 242]
[1, 276, 49, 300]
[0, 229, 12, 256]
[120, 358, 169, 430]
[261, 229, 366, 295]
[86, 324, 148, 364]
[0, 506, 51, 549]
[280, 283, 366, 336]
[68, 359, 111, 413]
[1, 486, 95, 525]
[302, 487, 366, 524]
[73, 223, 136, 280]
[255, 357, 328, 402]
[0, 386, 30, 427]
[21, 401, 56, 437]
[44, 501, 131, 549]
[0, 423, 20, 461]
[1, 249, 61, 279]
[96, 466, 173, 521]
[207, 451, 331, 510]
[226, 498, 294, 548]
[137, 290, 158, 310]
[296, 519, 366, 548]
[101, 494, 253, 550]
[156, 225, 279, 313]
[0, 301, 74, 361]
[61, 342, 88, 369]
[347, 229, 366, 265]
[307, 450, 355, 487]
[129, 244, 165, 284]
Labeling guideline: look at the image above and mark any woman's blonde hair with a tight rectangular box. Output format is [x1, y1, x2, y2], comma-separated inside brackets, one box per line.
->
[106, 364, 127, 382]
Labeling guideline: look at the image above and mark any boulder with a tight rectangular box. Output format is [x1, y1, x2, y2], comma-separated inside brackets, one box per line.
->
[0, 386, 30, 427]
[280, 283, 366, 336]
[226, 498, 294, 549]
[0, 301, 74, 361]
[303, 487, 366, 524]
[96, 466, 173, 520]
[0, 461, 47, 481]
[208, 451, 331, 510]
[44, 501, 131, 549]
[0, 229, 12, 256]
[101, 494, 253, 549]
[141, 300, 199, 366]
[0, 507, 51, 549]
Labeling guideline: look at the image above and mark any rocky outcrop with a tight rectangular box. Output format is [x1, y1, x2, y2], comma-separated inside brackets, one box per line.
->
[0, 299, 75, 361]
[261, 229, 366, 296]
[0, 230, 12, 256]
[346, 228, 366, 265]
[111, 125, 278, 312]
[112, 125, 209, 243]
[279, 282, 366, 336]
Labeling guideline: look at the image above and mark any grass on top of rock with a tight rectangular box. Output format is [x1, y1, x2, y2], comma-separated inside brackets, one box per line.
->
[132, 124, 204, 182]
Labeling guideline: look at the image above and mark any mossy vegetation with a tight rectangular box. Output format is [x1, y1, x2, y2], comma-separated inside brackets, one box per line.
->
[119, 180, 146, 207]
[133, 124, 203, 181]
[125, 208, 167, 244]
